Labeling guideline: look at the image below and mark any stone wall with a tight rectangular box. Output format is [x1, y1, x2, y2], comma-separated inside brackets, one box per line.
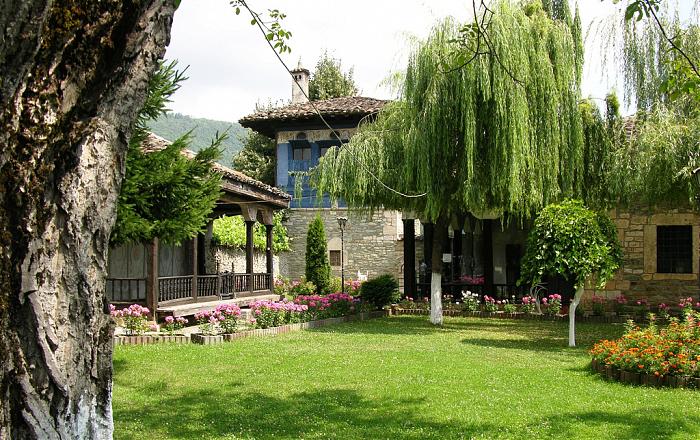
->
[203, 243, 280, 277]
[280, 208, 407, 285]
[585, 208, 700, 305]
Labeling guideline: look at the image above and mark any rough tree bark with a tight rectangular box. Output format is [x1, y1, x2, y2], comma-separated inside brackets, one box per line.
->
[0, 1, 175, 438]
[429, 218, 448, 325]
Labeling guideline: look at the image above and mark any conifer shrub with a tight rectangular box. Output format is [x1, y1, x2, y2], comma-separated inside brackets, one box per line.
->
[305, 215, 331, 294]
[359, 274, 399, 309]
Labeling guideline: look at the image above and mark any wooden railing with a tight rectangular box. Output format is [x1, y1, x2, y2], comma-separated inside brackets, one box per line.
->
[233, 273, 250, 292]
[158, 275, 193, 303]
[106, 278, 146, 303]
[197, 275, 219, 297]
[252, 273, 271, 291]
[155, 273, 273, 305]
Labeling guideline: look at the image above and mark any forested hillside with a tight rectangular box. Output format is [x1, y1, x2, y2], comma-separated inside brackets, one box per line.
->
[147, 113, 246, 164]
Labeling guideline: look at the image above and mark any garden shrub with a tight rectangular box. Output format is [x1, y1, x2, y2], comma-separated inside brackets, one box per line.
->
[295, 293, 356, 319]
[194, 304, 242, 335]
[359, 274, 399, 309]
[305, 215, 331, 294]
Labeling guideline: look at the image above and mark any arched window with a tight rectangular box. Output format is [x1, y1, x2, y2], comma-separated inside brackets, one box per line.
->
[295, 132, 307, 140]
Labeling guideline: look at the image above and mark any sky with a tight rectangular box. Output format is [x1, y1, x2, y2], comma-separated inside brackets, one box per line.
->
[163, 0, 632, 122]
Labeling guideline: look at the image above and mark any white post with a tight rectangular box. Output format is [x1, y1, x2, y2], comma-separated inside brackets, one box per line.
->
[568, 285, 584, 347]
[430, 272, 443, 325]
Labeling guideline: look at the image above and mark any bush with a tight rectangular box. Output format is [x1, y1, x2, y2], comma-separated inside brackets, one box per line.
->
[359, 274, 399, 309]
[305, 215, 331, 294]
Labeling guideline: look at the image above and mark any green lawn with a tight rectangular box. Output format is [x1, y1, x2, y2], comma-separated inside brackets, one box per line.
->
[113, 316, 700, 439]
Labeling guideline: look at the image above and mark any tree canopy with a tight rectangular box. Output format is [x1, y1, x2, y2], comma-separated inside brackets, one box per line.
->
[112, 61, 223, 246]
[520, 199, 622, 289]
[311, 0, 586, 222]
[232, 130, 276, 185]
[308, 51, 359, 101]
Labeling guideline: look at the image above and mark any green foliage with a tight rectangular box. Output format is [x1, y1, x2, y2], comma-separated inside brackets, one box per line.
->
[359, 274, 400, 310]
[305, 215, 331, 295]
[147, 112, 245, 164]
[232, 130, 276, 185]
[112, 61, 222, 245]
[311, 1, 587, 221]
[308, 51, 359, 101]
[212, 211, 290, 254]
[610, 0, 700, 109]
[520, 200, 623, 289]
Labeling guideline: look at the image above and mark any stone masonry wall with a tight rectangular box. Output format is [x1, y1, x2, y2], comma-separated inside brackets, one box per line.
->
[584, 207, 700, 306]
[280, 208, 405, 285]
[203, 243, 280, 277]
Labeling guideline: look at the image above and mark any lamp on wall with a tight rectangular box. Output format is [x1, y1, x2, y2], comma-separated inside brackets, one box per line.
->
[337, 216, 348, 294]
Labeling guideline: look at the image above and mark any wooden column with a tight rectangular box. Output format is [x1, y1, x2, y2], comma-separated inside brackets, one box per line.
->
[191, 235, 198, 301]
[421, 222, 434, 298]
[482, 219, 494, 296]
[265, 224, 274, 278]
[146, 238, 159, 317]
[245, 220, 255, 293]
[402, 218, 416, 298]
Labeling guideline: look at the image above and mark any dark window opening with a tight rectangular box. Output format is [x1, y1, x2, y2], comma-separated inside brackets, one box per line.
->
[657, 225, 692, 274]
[293, 146, 311, 161]
[330, 250, 341, 266]
[295, 132, 307, 140]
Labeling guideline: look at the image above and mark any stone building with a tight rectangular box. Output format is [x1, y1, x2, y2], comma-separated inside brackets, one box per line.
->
[239, 65, 412, 286]
[584, 207, 699, 306]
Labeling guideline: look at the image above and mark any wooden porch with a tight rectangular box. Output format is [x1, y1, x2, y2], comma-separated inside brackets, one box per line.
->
[107, 272, 276, 316]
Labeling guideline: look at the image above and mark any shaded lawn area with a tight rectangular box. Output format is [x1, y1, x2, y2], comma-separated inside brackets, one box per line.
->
[113, 316, 700, 439]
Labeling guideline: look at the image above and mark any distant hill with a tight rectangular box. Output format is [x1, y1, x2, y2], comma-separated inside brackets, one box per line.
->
[147, 113, 247, 166]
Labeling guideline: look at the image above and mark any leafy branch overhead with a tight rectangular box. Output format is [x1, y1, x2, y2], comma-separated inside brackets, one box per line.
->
[231, 0, 292, 54]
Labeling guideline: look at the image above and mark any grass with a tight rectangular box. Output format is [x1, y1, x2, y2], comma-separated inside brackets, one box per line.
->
[113, 316, 700, 439]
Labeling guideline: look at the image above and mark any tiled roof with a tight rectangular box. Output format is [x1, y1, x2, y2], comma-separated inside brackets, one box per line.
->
[142, 133, 290, 200]
[239, 96, 388, 128]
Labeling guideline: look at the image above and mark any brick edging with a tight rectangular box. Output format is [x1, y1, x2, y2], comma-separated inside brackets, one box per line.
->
[590, 358, 700, 389]
[113, 311, 388, 346]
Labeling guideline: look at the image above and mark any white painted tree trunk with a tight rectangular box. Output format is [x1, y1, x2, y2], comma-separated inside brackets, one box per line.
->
[430, 272, 443, 325]
[568, 285, 585, 347]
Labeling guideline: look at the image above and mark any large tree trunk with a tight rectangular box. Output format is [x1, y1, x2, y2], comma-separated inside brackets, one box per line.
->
[0, 2, 174, 438]
[429, 218, 448, 325]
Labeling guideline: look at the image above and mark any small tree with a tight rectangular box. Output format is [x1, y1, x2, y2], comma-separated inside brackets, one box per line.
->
[305, 215, 331, 294]
[112, 61, 223, 246]
[232, 129, 276, 185]
[520, 199, 623, 347]
[308, 51, 359, 101]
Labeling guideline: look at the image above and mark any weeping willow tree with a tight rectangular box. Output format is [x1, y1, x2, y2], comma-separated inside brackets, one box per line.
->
[311, 0, 589, 325]
[601, 1, 700, 207]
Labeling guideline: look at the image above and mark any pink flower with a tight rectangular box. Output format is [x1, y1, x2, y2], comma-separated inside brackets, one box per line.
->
[149, 324, 158, 332]
[165, 316, 174, 324]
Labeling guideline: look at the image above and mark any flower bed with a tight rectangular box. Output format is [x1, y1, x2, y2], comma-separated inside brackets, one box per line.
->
[590, 312, 700, 389]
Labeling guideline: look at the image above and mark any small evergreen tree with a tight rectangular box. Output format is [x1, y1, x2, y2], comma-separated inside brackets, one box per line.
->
[305, 215, 331, 294]
[111, 61, 223, 245]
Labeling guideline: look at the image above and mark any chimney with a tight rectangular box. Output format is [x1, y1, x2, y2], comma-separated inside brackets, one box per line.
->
[290, 60, 310, 104]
